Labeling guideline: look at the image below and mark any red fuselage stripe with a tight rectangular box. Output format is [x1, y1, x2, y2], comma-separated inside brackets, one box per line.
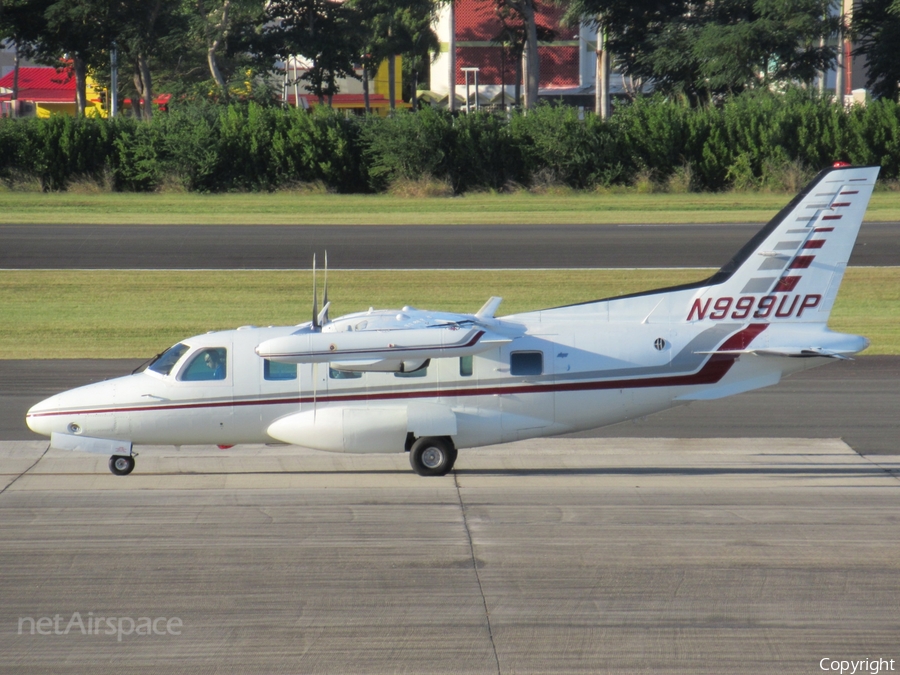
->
[28, 325, 769, 419]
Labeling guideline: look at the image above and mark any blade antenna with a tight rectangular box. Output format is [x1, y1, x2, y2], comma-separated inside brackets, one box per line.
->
[312, 253, 319, 330]
[322, 250, 329, 325]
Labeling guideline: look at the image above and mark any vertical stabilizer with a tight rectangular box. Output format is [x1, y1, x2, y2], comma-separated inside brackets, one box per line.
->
[685, 165, 879, 324]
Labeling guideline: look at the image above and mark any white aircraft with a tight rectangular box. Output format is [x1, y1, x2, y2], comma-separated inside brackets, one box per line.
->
[27, 163, 878, 477]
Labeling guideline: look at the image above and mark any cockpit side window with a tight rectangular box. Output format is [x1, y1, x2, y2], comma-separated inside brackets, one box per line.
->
[147, 343, 190, 376]
[180, 348, 228, 381]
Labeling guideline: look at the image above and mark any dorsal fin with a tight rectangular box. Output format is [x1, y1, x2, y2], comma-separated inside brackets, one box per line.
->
[475, 296, 503, 319]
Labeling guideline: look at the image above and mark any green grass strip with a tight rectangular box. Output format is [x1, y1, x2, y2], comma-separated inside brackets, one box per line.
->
[2, 191, 900, 225]
[1, 268, 896, 358]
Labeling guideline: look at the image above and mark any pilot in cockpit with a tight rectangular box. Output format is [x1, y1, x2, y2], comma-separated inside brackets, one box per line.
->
[203, 350, 224, 379]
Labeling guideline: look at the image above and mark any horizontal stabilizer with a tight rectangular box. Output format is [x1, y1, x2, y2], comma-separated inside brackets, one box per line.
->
[696, 347, 854, 359]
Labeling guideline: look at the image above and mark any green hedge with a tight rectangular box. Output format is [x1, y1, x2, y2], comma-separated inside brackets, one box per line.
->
[2, 91, 900, 193]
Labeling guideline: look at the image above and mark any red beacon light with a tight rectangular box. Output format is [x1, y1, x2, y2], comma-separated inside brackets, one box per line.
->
[833, 161, 851, 168]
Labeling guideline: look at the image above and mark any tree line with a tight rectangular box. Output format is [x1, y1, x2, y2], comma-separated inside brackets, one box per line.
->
[2, 91, 900, 193]
[567, 0, 900, 104]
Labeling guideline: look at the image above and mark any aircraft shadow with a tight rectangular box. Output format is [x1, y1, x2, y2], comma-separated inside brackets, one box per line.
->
[122, 466, 899, 478]
[452, 466, 897, 477]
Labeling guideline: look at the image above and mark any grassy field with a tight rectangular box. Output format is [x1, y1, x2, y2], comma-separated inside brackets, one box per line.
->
[2, 190, 900, 225]
[2, 268, 896, 358]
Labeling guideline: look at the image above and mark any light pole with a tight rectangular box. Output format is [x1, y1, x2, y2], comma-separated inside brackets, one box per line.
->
[110, 41, 118, 117]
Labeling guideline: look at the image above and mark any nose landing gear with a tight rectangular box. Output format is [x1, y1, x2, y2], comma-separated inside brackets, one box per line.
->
[109, 454, 135, 476]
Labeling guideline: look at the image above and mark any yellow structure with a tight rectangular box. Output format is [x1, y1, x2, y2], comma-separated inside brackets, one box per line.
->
[32, 76, 107, 118]
[284, 56, 410, 116]
[374, 56, 403, 100]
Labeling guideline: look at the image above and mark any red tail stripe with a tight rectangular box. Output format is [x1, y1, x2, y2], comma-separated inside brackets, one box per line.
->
[789, 255, 815, 269]
[774, 276, 801, 292]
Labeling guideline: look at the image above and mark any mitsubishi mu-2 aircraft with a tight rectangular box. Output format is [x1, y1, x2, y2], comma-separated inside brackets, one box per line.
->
[27, 164, 879, 476]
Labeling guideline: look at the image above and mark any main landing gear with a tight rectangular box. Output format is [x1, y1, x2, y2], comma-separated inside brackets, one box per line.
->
[109, 454, 135, 476]
[409, 437, 457, 477]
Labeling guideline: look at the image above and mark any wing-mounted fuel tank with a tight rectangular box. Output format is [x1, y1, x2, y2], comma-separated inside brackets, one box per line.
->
[256, 298, 516, 372]
[267, 402, 458, 453]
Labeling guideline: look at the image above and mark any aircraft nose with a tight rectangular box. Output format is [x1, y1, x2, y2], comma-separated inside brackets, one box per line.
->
[26, 395, 59, 437]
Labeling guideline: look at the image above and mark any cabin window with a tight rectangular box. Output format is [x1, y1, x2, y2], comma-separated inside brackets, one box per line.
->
[180, 348, 227, 381]
[147, 343, 189, 376]
[329, 367, 362, 379]
[265, 360, 297, 381]
[510, 351, 543, 376]
[459, 355, 473, 377]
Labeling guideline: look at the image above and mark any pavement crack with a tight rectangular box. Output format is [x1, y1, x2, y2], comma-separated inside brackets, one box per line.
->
[454, 471, 502, 675]
[0, 443, 49, 498]
[857, 453, 900, 484]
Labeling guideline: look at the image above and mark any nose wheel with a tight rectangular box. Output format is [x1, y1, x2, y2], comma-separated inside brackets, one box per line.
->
[109, 454, 135, 476]
[409, 437, 457, 476]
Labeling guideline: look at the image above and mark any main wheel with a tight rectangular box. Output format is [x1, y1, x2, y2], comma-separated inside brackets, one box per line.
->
[409, 437, 457, 477]
[109, 455, 135, 476]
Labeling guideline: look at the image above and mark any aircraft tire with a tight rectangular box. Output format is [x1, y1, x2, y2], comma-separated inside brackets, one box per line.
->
[409, 437, 457, 477]
[109, 455, 135, 476]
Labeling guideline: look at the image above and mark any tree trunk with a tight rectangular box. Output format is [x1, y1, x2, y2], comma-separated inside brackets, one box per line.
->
[599, 47, 609, 118]
[207, 43, 228, 100]
[448, 0, 456, 111]
[207, 0, 231, 101]
[362, 66, 370, 113]
[139, 53, 153, 121]
[12, 40, 20, 116]
[594, 30, 601, 116]
[73, 55, 88, 117]
[518, 0, 539, 110]
[514, 50, 522, 107]
[133, 61, 144, 119]
[388, 55, 396, 111]
[596, 26, 609, 119]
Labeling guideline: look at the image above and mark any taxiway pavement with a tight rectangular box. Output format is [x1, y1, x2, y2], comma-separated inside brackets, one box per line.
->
[2, 222, 898, 269]
[1, 438, 898, 674]
[3, 212, 897, 674]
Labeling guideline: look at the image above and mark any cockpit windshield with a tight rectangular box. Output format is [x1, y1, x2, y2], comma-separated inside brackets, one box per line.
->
[147, 343, 190, 375]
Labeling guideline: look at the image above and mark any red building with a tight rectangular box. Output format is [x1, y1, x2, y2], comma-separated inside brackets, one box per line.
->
[430, 0, 600, 108]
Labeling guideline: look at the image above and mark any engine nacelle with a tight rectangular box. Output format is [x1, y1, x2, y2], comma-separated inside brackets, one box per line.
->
[266, 403, 457, 454]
